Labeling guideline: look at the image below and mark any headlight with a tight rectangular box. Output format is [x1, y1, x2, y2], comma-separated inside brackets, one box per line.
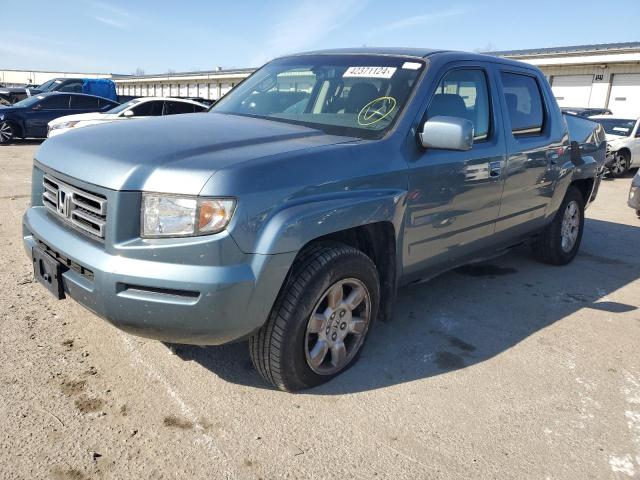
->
[141, 193, 236, 238]
[51, 121, 80, 130]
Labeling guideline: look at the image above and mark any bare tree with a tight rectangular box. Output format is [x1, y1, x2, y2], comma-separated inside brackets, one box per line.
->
[473, 43, 497, 54]
[134, 67, 145, 76]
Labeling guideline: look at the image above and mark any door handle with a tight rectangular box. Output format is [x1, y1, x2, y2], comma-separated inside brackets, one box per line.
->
[489, 161, 501, 177]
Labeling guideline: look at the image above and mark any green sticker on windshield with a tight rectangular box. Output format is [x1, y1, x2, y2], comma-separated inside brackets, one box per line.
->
[357, 97, 397, 126]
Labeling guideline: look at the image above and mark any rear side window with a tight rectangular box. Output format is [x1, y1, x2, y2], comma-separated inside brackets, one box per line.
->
[501, 72, 544, 135]
[131, 101, 163, 117]
[70, 95, 98, 109]
[40, 95, 70, 109]
[428, 69, 490, 141]
[164, 101, 196, 115]
[58, 81, 83, 93]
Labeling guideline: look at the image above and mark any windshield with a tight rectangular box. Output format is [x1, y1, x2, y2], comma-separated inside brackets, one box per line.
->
[37, 79, 63, 92]
[8, 95, 47, 108]
[211, 55, 426, 138]
[594, 118, 636, 136]
[106, 99, 141, 115]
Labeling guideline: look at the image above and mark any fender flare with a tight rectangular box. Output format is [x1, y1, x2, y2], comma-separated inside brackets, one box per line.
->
[247, 190, 407, 255]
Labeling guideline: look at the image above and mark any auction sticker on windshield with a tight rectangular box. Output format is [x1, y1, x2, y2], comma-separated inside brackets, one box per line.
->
[344, 66, 397, 79]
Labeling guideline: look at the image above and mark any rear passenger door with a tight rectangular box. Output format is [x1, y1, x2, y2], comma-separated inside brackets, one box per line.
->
[495, 68, 563, 236]
[404, 64, 507, 277]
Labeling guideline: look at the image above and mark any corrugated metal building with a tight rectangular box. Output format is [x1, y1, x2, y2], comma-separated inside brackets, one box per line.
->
[112, 42, 640, 116]
[491, 42, 640, 117]
[0, 69, 113, 87]
[4, 42, 639, 116]
[112, 68, 255, 101]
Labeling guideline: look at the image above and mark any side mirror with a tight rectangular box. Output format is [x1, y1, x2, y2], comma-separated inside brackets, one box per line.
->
[123, 110, 134, 117]
[32, 104, 42, 111]
[419, 116, 474, 151]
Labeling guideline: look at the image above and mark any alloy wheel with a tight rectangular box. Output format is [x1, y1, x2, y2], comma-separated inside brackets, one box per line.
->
[560, 200, 580, 252]
[610, 153, 627, 175]
[0, 122, 12, 144]
[304, 278, 371, 375]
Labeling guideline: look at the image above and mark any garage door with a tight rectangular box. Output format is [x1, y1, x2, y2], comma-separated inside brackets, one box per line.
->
[608, 74, 640, 117]
[551, 75, 593, 107]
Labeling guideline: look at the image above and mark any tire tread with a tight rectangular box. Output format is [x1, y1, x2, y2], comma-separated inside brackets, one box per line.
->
[249, 242, 374, 391]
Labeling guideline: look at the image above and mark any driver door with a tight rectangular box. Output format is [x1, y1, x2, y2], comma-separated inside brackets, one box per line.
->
[403, 64, 507, 278]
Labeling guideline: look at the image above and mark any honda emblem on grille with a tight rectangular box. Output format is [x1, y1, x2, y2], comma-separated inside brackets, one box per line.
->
[57, 188, 71, 217]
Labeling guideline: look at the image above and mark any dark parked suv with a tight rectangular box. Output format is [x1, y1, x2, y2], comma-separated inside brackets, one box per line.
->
[23, 48, 604, 391]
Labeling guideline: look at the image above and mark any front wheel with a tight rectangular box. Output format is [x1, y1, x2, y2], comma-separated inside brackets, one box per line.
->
[609, 151, 630, 177]
[0, 121, 15, 145]
[532, 186, 585, 265]
[249, 243, 380, 391]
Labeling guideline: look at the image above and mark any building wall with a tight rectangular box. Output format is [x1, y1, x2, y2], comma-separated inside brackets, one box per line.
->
[114, 72, 252, 101]
[535, 63, 640, 114]
[0, 70, 112, 87]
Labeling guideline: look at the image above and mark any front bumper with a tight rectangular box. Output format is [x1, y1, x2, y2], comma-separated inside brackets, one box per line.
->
[23, 206, 296, 345]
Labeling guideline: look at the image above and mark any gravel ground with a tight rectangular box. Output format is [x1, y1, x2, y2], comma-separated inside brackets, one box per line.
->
[1, 142, 639, 480]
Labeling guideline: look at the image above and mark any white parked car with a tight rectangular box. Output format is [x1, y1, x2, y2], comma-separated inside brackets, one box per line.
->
[47, 97, 208, 137]
[589, 115, 640, 177]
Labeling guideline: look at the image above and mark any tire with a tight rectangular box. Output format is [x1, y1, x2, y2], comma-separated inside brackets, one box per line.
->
[609, 151, 630, 178]
[0, 121, 14, 145]
[532, 186, 585, 265]
[249, 242, 380, 391]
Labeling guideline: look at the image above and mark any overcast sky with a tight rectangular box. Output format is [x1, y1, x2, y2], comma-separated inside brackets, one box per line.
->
[2, 0, 639, 74]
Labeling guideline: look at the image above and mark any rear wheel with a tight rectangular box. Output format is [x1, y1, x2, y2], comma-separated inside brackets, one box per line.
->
[249, 242, 379, 391]
[532, 186, 584, 265]
[609, 151, 630, 177]
[0, 122, 15, 145]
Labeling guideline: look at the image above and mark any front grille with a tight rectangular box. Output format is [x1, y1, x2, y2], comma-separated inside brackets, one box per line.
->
[42, 174, 107, 239]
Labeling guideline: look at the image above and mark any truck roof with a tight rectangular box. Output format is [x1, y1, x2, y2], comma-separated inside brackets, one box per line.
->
[286, 47, 537, 71]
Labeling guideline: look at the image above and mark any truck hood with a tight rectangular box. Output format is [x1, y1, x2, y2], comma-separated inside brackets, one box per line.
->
[36, 112, 360, 194]
[0, 87, 27, 94]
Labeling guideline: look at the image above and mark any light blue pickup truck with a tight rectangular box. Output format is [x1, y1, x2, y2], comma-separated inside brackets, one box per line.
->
[24, 48, 605, 390]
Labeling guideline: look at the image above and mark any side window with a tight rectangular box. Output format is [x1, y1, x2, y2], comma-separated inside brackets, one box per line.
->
[428, 69, 490, 140]
[164, 101, 196, 115]
[40, 95, 70, 109]
[130, 101, 163, 117]
[70, 95, 98, 110]
[58, 81, 83, 93]
[500, 72, 544, 136]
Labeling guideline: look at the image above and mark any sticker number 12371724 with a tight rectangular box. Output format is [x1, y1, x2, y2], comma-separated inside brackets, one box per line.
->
[343, 66, 397, 79]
